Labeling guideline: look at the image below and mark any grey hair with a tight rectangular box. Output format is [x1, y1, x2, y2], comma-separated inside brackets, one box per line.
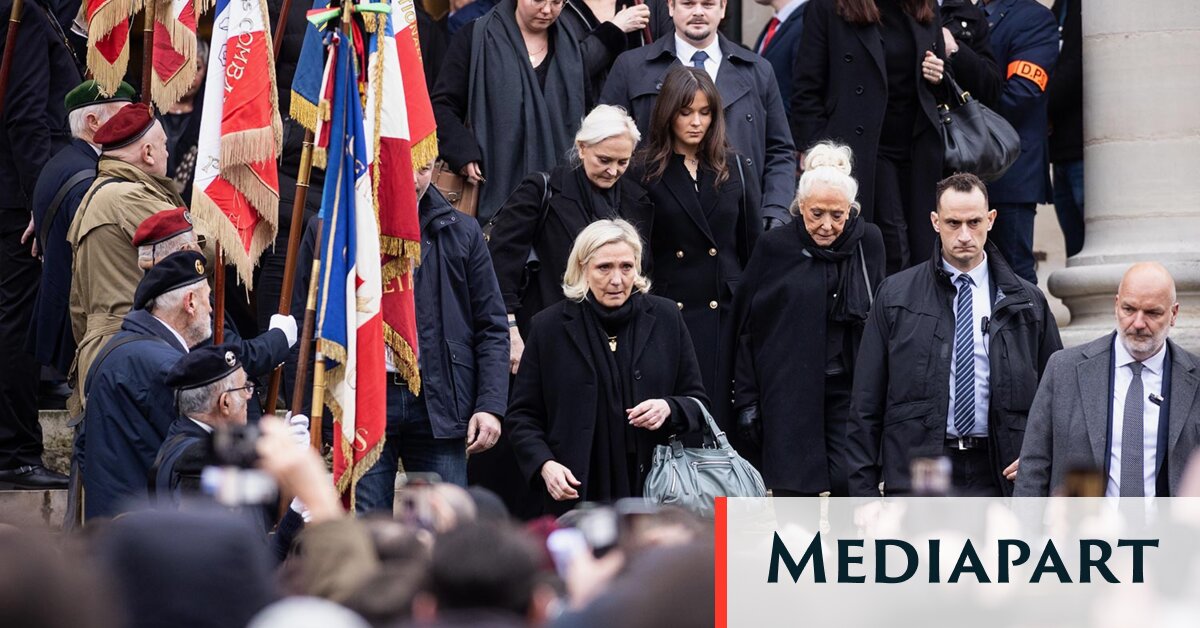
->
[792, 142, 861, 217]
[146, 281, 204, 316]
[568, 105, 641, 166]
[68, 101, 126, 141]
[177, 370, 238, 418]
[138, 232, 197, 267]
[562, 219, 651, 301]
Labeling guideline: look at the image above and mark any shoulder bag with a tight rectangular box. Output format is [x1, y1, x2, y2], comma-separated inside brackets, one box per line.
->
[938, 72, 1021, 182]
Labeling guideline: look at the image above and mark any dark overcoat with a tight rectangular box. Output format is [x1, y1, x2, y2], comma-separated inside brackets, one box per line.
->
[846, 242, 1063, 497]
[633, 154, 758, 430]
[753, 2, 808, 112]
[81, 309, 188, 520]
[790, 0, 944, 255]
[599, 32, 796, 224]
[732, 220, 885, 492]
[487, 165, 654, 337]
[506, 295, 709, 511]
[28, 138, 99, 374]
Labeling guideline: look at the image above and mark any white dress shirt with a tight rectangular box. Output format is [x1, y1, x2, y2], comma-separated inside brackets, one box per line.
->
[942, 255, 992, 438]
[1107, 336, 1166, 497]
[188, 417, 215, 433]
[674, 34, 723, 82]
[153, 314, 191, 352]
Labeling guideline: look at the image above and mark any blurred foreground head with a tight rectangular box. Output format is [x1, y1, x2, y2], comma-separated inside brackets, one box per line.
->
[0, 528, 117, 628]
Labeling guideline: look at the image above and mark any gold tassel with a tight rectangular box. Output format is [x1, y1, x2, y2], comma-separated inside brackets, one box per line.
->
[410, 133, 439, 172]
[290, 94, 320, 132]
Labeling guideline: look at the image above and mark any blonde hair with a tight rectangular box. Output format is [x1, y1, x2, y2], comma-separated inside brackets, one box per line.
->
[792, 142, 861, 217]
[562, 219, 651, 301]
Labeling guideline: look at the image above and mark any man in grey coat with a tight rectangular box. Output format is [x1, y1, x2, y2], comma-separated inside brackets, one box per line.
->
[1016, 263, 1200, 497]
[599, 0, 796, 228]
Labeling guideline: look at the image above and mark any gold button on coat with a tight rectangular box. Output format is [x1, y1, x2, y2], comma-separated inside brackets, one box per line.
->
[709, 301, 718, 309]
[675, 250, 684, 258]
[677, 302, 684, 309]
[708, 248, 717, 256]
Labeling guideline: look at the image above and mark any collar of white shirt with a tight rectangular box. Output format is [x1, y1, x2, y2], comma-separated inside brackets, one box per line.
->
[188, 417, 215, 434]
[941, 252, 990, 288]
[674, 34, 723, 70]
[152, 314, 191, 353]
[775, 0, 810, 24]
[1113, 333, 1168, 376]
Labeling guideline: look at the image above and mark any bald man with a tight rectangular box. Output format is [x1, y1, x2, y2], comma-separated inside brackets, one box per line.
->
[1016, 263, 1200, 496]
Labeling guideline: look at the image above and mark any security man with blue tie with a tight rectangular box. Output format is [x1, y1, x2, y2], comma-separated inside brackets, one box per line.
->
[847, 173, 1062, 497]
[1017, 263, 1200, 497]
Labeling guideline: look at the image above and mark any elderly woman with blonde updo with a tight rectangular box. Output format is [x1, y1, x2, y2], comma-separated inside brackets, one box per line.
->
[506, 219, 707, 515]
[730, 143, 885, 496]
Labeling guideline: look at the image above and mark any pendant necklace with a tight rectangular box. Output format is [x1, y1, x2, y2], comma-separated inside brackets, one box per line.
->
[608, 335, 618, 352]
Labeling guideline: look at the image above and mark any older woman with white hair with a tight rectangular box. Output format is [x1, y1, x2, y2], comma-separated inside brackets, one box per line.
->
[731, 142, 885, 496]
[506, 219, 707, 514]
[488, 104, 653, 374]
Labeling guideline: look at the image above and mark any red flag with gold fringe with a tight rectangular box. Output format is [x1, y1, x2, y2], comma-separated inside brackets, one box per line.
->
[85, 0, 141, 96]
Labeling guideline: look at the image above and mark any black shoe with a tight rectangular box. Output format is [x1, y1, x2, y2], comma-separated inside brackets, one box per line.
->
[0, 465, 69, 490]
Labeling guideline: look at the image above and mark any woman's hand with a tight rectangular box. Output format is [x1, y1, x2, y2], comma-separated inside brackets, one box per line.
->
[627, 399, 671, 430]
[541, 460, 582, 501]
[461, 161, 485, 184]
[508, 325, 524, 374]
[609, 4, 651, 34]
[922, 51, 945, 85]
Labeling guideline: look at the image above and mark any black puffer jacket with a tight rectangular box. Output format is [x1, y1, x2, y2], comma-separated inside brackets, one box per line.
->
[847, 241, 1063, 496]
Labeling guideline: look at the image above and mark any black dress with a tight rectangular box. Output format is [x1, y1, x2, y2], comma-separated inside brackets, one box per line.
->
[635, 153, 757, 431]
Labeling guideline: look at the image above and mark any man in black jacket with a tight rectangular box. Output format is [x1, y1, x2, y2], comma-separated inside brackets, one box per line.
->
[847, 173, 1062, 497]
[353, 158, 509, 512]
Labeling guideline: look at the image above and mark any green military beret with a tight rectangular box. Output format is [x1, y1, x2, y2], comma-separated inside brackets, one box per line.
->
[64, 80, 137, 112]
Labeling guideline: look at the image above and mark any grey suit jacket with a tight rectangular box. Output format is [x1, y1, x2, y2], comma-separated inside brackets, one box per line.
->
[1015, 334, 1200, 496]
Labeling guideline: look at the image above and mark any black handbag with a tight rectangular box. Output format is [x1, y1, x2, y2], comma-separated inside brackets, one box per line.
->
[938, 72, 1021, 182]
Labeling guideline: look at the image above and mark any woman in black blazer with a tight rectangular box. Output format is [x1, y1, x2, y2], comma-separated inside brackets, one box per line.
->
[791, 0, 947, 274]
[488, 105, 653, 374]
[632, 66, 760, 430]
[506, 219, 708, 515]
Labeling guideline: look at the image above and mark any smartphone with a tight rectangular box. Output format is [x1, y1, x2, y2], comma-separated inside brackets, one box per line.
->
[546, 528, 590, 578]
[575, 505, 618, 557]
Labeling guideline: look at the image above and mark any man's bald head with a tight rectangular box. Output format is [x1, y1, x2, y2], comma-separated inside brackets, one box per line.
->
[1115, 262, 1179, 361]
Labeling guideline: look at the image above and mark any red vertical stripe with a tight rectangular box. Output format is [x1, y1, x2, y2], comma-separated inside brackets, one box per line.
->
[715, 496, 728, 628]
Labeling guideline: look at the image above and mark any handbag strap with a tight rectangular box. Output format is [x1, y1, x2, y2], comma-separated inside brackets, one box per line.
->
[858, 241, 874, 307]
[687, 396, 732, 450]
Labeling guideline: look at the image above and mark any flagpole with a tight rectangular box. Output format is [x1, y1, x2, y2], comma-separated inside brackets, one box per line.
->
[0, 0, 24, 120]
[292, 219, 324, 449]
[272, 0, 293, 58]
[141, 0, 156, 103]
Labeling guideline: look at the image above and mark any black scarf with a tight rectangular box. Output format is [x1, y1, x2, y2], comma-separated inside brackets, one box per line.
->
[573, 164, 621, 220]
[468, 0, 587, 220]
[579, 292, 641, 501]
[795, 217, 872, 324]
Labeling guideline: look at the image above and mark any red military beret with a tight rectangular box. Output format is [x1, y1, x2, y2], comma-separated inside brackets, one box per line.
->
[134, 207, 194, 247]
[93, 102, 156, 151]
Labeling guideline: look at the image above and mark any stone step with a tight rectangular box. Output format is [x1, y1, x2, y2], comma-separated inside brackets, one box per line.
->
[40, 409, 73, 476]
[0, 489, 66, 529]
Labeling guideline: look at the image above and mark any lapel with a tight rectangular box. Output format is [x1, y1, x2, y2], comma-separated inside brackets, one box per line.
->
[763, 9, 804, 55]
[1167, 339, 1199, 454]
[561, 301, 594, 374]
[631, 294, 657, 368]
[853, 21, 886, 80]
[661, 159, 715, 244]
[715, 35, 753, 109]
[1076, 334, 1114, 467]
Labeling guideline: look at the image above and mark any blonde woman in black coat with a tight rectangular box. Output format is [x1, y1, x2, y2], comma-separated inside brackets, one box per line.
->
[506, 219, 708, 515]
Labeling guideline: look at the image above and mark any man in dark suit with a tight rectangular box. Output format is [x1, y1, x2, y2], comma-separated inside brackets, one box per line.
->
[750, 0, 808, 114]
[0, 0, 81, 490]
[1017, 263, 1200, 497]
[981, 0, 1059, 285]
[600, 0, 797, 227]
[28, 81, 135, 385]
[848, 173, 1062, 497]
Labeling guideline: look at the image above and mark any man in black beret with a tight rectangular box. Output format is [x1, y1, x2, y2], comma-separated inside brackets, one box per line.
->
[79, 250, 214, 521]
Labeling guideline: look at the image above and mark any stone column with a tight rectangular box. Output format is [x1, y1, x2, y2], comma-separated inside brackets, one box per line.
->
[1047, 0, 1200, 350]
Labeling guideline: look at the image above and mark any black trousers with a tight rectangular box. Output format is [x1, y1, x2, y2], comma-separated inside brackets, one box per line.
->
[0, 209, 43, 468]
[944, 446, 1001, 497]
[770, 372, 852, 497]
[875, 155, 936, 274]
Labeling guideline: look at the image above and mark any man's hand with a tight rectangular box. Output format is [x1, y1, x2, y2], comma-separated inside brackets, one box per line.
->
[284, 412, 311, 447]
[466, 412, 501, 454]
[461, 161, 485, 184]
[269, 314, 299, 348]
[1004, 458, 1019, 482]
[21, 215, 38, 258]
[257, 415, 342, 522]
[540, 460, 581, 501]
[627, 399, 670, 430]
[508, 326, 524, 374]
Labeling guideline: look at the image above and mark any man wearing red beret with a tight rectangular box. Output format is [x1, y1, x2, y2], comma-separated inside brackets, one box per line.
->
[66, 103, 186, 416]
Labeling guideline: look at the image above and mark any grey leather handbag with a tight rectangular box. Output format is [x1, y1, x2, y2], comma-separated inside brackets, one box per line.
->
[643, 398, 766, 518]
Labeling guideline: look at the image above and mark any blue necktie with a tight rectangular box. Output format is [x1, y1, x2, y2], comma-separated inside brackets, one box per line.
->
[952, 275, 976, 437]
[691, 50, 709, 70]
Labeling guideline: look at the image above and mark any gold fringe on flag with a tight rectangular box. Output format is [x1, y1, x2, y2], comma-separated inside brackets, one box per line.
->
[410, 133, 438, 174]
[191, 186, 277, 288]
[290, 92, 320, 132]
[85, 0, 144, 96]
[384, 323, 421, 395]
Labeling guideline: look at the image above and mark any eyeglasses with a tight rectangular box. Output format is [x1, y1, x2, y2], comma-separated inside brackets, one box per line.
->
[225, 383, 257, 397]
[530, 0, 565, 8]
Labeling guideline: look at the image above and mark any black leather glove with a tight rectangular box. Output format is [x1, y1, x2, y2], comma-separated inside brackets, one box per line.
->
[736, 405, 762, 448]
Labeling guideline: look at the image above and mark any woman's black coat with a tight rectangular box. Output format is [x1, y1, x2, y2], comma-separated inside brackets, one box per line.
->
[506, 295, 710, 512]
[790, 0, 945, 262]
[487, 165, 654, 336]
[732, 221, 886, 493]
[633, 155, 759, 431]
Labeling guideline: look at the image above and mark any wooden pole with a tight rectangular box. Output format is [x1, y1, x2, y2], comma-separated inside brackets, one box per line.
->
[213, 247, 226, 343]
[0, 0, 24, 120]
[272, 0, 294, 59]
[292, 220, 324, 449]
[264, 130, 316, 414]
[141, 0, 156, 104]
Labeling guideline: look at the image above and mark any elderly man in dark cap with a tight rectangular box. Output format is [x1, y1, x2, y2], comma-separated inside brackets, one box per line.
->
[80, 250, 214, 521]
[66, 102, 185, 418]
